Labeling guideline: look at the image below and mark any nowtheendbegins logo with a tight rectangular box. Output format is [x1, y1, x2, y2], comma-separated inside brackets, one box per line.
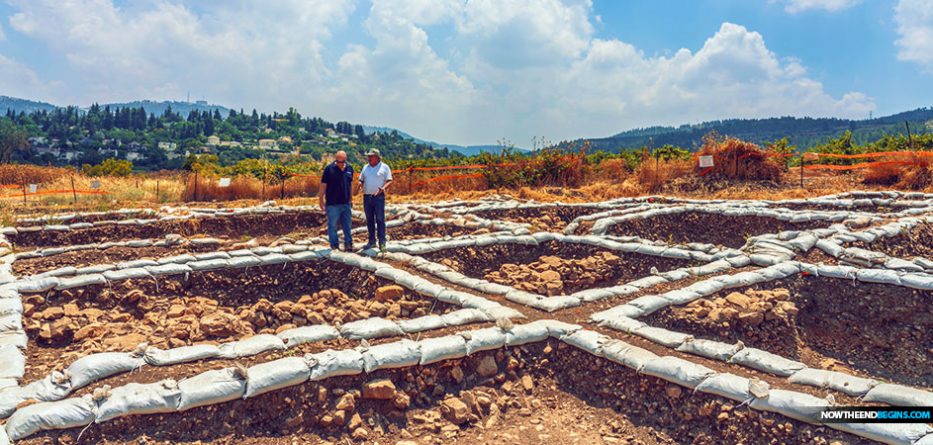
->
[817, 406, 933, 423]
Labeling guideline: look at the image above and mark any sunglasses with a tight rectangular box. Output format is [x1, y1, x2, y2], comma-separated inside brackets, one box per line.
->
[335, 160, 346, 164]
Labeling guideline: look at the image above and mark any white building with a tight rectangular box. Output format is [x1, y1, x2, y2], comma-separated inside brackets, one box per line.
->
[158, 142, 177, 151]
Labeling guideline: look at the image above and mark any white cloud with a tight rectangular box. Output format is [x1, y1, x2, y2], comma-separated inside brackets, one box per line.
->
[6, 0, 355, 107]
[776, 0, 860, 13]
[1, 0, 875, 146]
[894, 0, 933, 71]
[0, 22, 6, 41]
[0, 52, 61, 101]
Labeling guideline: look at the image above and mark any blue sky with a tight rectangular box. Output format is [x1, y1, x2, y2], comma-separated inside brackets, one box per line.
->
[1, 0, 932, 145]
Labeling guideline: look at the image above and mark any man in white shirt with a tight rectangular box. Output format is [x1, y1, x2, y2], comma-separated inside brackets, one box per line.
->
[358, 148, 393, 251]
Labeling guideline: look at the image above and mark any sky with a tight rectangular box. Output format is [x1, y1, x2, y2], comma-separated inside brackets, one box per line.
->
[0, 0, 932, 146]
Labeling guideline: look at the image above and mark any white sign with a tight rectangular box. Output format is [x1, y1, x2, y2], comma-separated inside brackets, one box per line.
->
[218, 177, 232, 187]
[28, 184, 37, 194]
[698, 155, 714, 168]
[90, 180, 101, 189]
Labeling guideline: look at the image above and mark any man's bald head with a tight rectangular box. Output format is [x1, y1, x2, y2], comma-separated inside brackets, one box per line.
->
[335, 151, 347, 161]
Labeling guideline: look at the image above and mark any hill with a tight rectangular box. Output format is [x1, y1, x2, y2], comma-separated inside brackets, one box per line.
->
[361, 125, 526, 155]
[0, 96, 58, 114]
[571, 108, 933, 152]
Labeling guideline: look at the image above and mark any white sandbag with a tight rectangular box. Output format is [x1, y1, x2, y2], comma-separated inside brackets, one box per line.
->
[694, 373, 752, 402]
[0, 386, 29, 418]
[601, 340, 658, 371]
[597, 315, 646, 333]
[539, 320, 581, 338]
[226, 256, 262, 268]
[787, 368, 877, 396]
[676, 339, 743, 361]
[96, 380, 182, 422]
[217, 334, 284, 359]
[145, 263, 192, 276]
[441, 309, 490, 326]
[0, 298, 21, 317]
[119, 259, 160, 269]
[21, 371, 71, 402]
[504, 322, 550, 346]
[17, 277, 59, 293]
[397, 315, 446, 333]
[625, 295, 671, 316]
[257, 253, 290, 266]
[0, 423, 8, 445]
[728, 347, 806, 377]
[244, 356, 312, 398]
[102, 267, 151, 281]
[856, 269, 902, 285]
[0, 330, 26, 349]
[340, 317, 404, 339]
[560, 330, 607, 357]
[0, 314, 21, 332]
[54, 274, 107, 290]
[640, 356, 715, 389]
[748, 389, 827, 423]
[144, 344, 220, 366]
[863, 383, 933, 406]
[632, 326, 692, 348]
[308, 348, 364, 380]
[419, 335, 468, 365]
[192, 251, 230, 261]
[67, 352, 144, 389]
[277, 325, 340, 348]
[158, 254, 196, 264]
[535, 296, 581, 312]
[187, 259, 230, 271]
[362, 340, 421, 372]
[899, 273, 933, 291]
[177, 368, 247, 411]
[5, 395, 96, 440]
[831, 423, 932, 445]
[463, 327, 507, 355]
[0, 344, 25, 380]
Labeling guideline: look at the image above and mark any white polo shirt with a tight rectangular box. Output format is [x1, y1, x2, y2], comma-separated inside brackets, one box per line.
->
[359, 161, 393, 195]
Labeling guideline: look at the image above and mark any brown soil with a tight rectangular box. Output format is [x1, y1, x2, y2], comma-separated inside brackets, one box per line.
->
[350, 221, 490, 246]
[421, 240, 696, 295]
[608, 212, 830, 248]
[14, 210, 156, 227]
[20, 262, 458, 381]
[8, 211, 327, 248]
[473, 205, 608, 231]
[646, 275, 933, 387]
[18, 342, 873, 445]
[847, 221, 933, 260]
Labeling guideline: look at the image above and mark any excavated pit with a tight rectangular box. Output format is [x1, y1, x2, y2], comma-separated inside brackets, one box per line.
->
[846, 221, 933, 260]
[608, 212, 830, 249]
[419, 240, 696, 296]
[645, 275, 933, 387]
[20, 261, 461, 381]
[7, 211, 328, 248]
[17, 342, 875, 445]
[472, 206, 607, 230]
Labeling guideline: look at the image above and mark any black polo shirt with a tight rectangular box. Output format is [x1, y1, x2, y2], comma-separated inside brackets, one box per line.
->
[321, 162, 354, 206]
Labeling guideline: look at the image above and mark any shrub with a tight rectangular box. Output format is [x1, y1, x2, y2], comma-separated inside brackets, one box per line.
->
[81, 159, 133, 177]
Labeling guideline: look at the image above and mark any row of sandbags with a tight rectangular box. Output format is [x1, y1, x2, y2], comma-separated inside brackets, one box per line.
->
[384, 246, 750, 312]
[589, 204, 863, 237]
[0, 306, 496, 420]
[3, 322, 929, 444]
[12, 233, 212, 261]
[815, 216, 933, 272]
[15, 208, 158, 226]
[0, 236, 21, 396]
[590, 260, 933, 409]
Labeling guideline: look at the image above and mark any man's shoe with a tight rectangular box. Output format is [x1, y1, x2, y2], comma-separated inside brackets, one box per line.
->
[344, 244, 353, 252]
[361, 243, 376, 250]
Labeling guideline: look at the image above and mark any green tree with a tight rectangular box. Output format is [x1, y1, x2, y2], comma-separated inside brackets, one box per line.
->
[0, 119, 28, 163]
[82, 158, 133, 177]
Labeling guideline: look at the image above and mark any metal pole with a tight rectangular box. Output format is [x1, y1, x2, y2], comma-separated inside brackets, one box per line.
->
[193, 170, 199, 202]
[156, 180, 160, 202]
[71, 176, 77, 204]
[21, 181, 26, 206]
[280, 177, 285, 199]
[408, 166, 413, 194]
[906, 121, 915, 150]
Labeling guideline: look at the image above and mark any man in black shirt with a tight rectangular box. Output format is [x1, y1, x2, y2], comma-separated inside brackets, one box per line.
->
[318, 150, 354, 250]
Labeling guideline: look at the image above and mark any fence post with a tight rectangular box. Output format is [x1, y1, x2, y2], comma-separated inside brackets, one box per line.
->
[280, 177, 285, 199]
[408, 166, 413, 194]
[71, 176, 77, 204]
[156, 180, 160, 203]
[21, 181, 26, 206]
[193, 170, 199, 202]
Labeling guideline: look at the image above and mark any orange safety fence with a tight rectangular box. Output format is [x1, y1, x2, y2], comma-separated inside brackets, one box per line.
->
[802, 151, 933, 160]
[802, 160, 915, 171]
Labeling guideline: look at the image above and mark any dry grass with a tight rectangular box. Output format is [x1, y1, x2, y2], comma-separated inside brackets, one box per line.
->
[182, 175, 320, 202]
[862, 155, 933, 190]
[696, 136, 785, 182]
[0, 164, 71, 185]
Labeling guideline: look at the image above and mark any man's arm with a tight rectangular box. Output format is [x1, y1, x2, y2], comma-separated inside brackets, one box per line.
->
[318, 182, 327, 211]
[377, 166, 393, 195]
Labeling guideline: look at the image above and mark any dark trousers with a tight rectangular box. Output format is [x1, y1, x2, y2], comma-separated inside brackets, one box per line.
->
[363, 194, 386, 245]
